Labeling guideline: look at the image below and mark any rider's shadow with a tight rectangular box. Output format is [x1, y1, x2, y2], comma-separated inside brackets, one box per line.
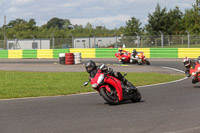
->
[104, 100, 145, 106]
[193, 86, 200, 88]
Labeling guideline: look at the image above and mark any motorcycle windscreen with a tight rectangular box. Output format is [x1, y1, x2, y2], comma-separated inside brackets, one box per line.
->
[91, 72, 102, 85]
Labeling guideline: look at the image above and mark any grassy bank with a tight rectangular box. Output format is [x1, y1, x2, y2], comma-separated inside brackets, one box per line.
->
[0, 71, 185, 99]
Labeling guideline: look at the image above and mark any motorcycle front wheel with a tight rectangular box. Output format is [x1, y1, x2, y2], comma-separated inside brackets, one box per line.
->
[99, 87, 119, 105]
[145, 59, 150, 65]
[130, 89, 142, 103]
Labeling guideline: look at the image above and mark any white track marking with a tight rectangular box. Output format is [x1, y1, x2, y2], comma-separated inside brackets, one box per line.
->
[138, 77, 188, 88]
[164, 126, 200, 133]
[163, 67, 185, 73]
[138, 66, 187, 88]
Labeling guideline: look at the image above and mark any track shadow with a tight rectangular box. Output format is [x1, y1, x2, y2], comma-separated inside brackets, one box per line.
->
[104, 100, 145, 106]
[193, 86, 200, 88]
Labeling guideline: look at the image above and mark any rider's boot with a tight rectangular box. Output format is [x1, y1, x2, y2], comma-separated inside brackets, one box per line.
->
[192, 78, 198, 84]
[123, 78, 137, 92]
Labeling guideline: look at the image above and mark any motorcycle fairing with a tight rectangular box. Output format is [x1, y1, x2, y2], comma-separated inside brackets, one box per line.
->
[104, 76, 123, 101]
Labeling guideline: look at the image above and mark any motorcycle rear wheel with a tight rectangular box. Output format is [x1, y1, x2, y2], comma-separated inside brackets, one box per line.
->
[130, 89, 142, 103]
[145, 59, 150, 65]
[99, 87, 119, 105]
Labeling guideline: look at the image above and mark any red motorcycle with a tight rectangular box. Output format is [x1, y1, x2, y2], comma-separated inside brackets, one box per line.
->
[115, 51, 131, 64]
[83, 64, 141, 105]
[189, 62, 200, 82]
[131, 52, 150, 65]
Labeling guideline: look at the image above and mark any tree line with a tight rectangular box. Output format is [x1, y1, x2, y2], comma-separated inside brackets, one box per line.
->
[0, 3, 200, 40]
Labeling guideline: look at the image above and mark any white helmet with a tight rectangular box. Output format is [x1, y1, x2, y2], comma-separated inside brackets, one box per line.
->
[183, 57, 191, 67]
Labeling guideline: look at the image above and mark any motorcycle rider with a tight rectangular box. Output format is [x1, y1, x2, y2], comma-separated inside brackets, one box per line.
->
[85, 60, 137, 92]
[131, 49, 138, 63]
[183, 57, 198, 84]
[195, 56, 200, 64]
[116, 49, 129, 62]
[131, 49, 138, 58]
[117, 49, 128, 56]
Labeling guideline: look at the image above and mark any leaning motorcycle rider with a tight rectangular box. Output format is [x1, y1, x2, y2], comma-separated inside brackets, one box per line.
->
[131, 49, 138, 58]
[116, 49, 129, 62]
[131, 49, 138, 63]
[183, 57, 198, 84]
[85, 60, 136, 92]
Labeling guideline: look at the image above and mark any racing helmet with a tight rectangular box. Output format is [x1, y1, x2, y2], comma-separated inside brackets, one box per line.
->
[132, 49, 137, 55]
[119, 49, 123, 54]
[183, 57, 191, 67]
[197, 56, 200, 63]
[85, 60, 97, 73]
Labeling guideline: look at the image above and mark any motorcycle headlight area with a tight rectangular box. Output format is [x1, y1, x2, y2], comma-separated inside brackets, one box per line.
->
[91, 83, 98, 88]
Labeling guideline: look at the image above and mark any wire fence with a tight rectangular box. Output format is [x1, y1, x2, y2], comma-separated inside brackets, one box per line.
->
[1, 35, 200, 50]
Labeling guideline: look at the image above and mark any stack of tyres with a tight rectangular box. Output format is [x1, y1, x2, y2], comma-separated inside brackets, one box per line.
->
[74, 53, 82, 64]
[59, 53, 65, 65]
[65, 53, 74, 65]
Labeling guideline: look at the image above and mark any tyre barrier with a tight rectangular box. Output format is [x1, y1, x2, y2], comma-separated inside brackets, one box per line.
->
[59, 53, 65, 65]
[65, 53, 74, 65]
[58, 53, 82, 65]
[73, 53, 82, 64]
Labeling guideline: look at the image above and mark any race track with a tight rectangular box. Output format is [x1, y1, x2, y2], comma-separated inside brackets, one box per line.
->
[0, 58, 200, 133]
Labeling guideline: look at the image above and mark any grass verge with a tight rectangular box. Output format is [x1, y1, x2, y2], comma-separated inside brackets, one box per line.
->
[0, 71, 185, 99]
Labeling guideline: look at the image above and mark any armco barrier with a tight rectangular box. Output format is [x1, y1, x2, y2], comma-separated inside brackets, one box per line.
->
[53, 49, 69, 58]
[150, 48, 178, 58]
[70, 48, 95, 58]
[8, 50, 23, 58]
[23, 50, 37, 58]
[37, 49, 53, 58]
[178, 48, 200, 58]
[0, 48, 198, 59]
[0, 50, 8, 58]
[96, 48, 118, 58]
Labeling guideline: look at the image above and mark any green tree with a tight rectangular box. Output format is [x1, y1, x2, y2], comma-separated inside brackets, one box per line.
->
[182, 4, 200, 34]
[124, 16, 142, 36]
[7, 19, 26, 28]
[46, 17, 71, 29]
[166, 6, 183, 34]
[144, 4, 168, 35]
[85, 22, 93, 29]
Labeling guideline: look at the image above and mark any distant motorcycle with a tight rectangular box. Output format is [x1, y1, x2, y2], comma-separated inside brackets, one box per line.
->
[131, 52, 150, 65]
[83, 64, 141, 105]
[189, 62, 200, 82]
[115, 51, 131, 64]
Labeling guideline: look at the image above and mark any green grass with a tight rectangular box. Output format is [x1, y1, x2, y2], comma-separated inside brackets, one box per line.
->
[0, 71, 185, 99]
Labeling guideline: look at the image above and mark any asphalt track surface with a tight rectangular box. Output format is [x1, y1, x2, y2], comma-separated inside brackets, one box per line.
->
[0, 58, 200, 133]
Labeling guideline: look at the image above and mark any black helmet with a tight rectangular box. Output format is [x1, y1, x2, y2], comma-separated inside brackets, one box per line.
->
[133, 49, 137, 54]
[197, 56, 200, 63]
[85, 60, 97, 73]
[119, 49, 123, 54]
[197, 56, 200, 60]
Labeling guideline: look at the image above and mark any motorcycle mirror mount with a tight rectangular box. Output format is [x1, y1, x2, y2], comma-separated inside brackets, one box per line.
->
[83, 81, 89, 86]
[124, 73, 127, 77]
[99, 64, 105, 70]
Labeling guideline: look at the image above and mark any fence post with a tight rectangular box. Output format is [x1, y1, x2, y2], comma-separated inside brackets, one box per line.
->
[70, 34, 74, 48]
[186, 30, 190, 48]
[114, 32, 117, 48]
[135, 32, 140, 48]
[92, 33, 96, 48]
[159, 31, 164, 48]
[51, 35, 54, 49]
